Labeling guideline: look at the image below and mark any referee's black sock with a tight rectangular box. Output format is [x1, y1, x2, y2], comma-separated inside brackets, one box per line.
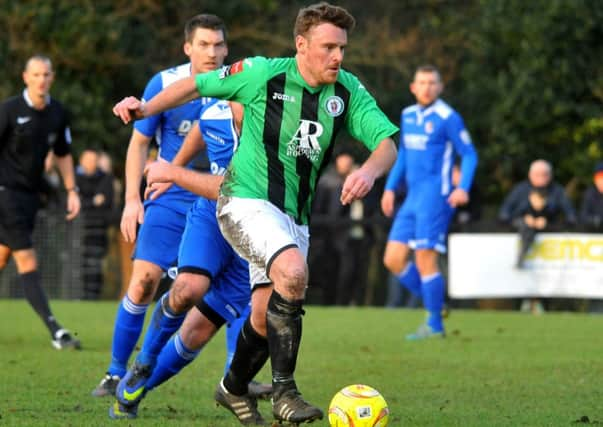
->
[266, 290, 304, 401]
[224, 317, 269, 396]
[20, 270, 61, 337]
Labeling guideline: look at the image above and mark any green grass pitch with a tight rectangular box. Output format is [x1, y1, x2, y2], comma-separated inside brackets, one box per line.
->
[0, 300, 601, 426]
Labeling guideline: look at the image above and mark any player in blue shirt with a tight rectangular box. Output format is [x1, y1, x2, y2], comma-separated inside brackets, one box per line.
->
[381, 65, 478, 340]
[92, 14, 241, 397]
[109, 97, 269, 423]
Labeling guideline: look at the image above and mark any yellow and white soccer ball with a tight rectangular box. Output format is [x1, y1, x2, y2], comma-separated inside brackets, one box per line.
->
[328, 384, 389, 427]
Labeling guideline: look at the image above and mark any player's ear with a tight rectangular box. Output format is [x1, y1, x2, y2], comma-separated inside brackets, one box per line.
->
[183, 41, 192, 56]
[295, 35, 307, 54]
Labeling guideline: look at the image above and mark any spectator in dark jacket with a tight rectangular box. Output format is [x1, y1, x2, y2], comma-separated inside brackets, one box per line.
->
[580, 162, 603, 232]
[498, 159, 576, 314]
[499, 159, 576, 229]
[75, 148, 114, 299]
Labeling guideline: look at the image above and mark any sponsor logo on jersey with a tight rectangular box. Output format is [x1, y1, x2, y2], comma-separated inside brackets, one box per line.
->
[206, 130, 226, 145]
[272, 92, 296, 103]
[324, 95, 344, 117]
[460, 129, 472, 144]
[287, 119, 323, 162]
[425, 121, 434, 134]
[219, 60, 244, 79]
[404, 134, 428, 150]
[177, 119, 198, 136]
[17, 116, 31, 124]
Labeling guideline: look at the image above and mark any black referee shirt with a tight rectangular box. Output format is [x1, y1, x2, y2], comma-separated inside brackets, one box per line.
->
[0, 90, 72, 192]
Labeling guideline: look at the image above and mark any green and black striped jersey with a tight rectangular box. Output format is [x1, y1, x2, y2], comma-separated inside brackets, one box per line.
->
[195, 56, 398, 225]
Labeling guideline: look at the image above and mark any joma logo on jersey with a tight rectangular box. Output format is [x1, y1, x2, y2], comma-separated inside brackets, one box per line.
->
[287, 120, 323, 162]
[272, 92, 296, 103]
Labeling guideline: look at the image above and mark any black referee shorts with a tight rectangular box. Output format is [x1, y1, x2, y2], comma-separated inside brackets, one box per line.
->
[0, 187, 40, 250]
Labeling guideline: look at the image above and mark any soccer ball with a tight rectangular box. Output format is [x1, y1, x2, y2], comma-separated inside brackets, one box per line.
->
[328, 384, 389, 427]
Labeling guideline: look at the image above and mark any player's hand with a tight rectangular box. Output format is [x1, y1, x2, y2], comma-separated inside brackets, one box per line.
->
[340, 168, 375, 205]
[65, 191, 80, 221]
[120, 198, 144, 243]
[380, 190, 396, 218]
[447, 188, 469, 207]
[144, 161, 175, 200]
[144, 182, 172, 201]
[112, 96, 145, 124]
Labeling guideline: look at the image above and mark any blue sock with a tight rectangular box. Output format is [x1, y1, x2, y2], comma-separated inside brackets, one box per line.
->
[396, 262, 422, 297]
[146, 333, 200, 391]
[136, 292, 185, 367]
[224, 305, 251, 375]
[108, 296, 148, 377]
[421, 273, 445, 332]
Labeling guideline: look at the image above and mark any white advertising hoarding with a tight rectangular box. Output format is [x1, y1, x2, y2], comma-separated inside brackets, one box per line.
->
[449, 233, 603, 298]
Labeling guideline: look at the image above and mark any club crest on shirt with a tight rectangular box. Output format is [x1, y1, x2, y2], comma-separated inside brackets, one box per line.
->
[324, 96, 344, 117]
[460, 129, 472, 144]
[425, 121, 434, 134]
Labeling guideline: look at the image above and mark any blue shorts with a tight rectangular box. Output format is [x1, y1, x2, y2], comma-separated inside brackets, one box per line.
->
[388, 186, 454, 253]
[179, 198, 251, 322]
[133, 202, 188, 270]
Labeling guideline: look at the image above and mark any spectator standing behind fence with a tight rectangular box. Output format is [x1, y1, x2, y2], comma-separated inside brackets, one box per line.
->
[322, 148, 379, 306]
[0, 55, 81, 349]
[498, 159, 576, 314]
[75, 148, 114, 299]
[580, 162, 603, 232]
[381, 65, 478, 340]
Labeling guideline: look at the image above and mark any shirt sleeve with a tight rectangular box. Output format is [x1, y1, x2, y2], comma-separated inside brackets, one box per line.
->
[446, 112, 477, 192]
[53, 106, 72, 157]
[134, 73, 163, 138]
[195, 57, 269, 104]
[345, 79, 399, 152]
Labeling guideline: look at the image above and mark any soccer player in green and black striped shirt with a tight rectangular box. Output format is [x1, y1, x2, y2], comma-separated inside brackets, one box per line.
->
[113, 3, 398, 424]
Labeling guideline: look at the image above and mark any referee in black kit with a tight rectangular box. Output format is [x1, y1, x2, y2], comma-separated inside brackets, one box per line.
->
[0, 55, 81, 350]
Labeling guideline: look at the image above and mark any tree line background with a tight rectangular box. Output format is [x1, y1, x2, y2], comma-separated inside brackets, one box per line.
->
[1, 0, 601, 207]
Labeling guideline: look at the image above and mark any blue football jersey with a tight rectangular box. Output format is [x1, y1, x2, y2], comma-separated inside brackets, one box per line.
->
[197, 98, 239, 175]
[385, 99, 477, 195]
[134, 63, 202, 210]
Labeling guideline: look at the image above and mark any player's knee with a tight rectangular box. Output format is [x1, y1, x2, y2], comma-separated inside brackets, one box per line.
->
[383, 251, 403, 274]
[169, 278, 200, 312]
[415, 252, 439, 276]
[278, 265, 307, 299]
[128, 273, 158, 303]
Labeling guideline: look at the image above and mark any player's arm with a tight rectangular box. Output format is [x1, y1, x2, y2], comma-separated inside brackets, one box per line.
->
[381, 130, 406, 217]
[114, 58, 265, 124]
[145, 123, 207, 201]
[446, 113, 478, 207]
[113, 76, 200, 124]
[340, 138, 397, 206]
[54, 153, 81, 220]
[144, 162, 222, 201]
[121, 129, 152, 242]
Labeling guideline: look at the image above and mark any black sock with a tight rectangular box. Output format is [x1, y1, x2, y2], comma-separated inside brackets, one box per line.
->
[224, 318, 269, 396]
[20, 271, 60, 337]
[266, 290, 304, 400]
